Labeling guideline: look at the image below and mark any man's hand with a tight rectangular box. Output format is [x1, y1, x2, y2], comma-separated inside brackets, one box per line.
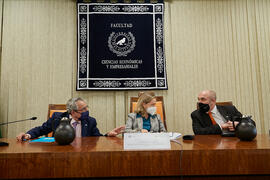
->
[221, 121, 239, 131]
[221, 122, 230, 130]
[227, 121, 239, 131]
[107, 125, 125, 137]
[16, 133, 31, 142]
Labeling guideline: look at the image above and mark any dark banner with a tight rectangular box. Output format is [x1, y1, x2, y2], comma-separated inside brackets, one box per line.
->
[77, 1, 167, 90]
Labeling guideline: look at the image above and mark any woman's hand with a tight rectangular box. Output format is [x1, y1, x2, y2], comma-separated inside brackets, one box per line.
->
[141, 129, 148, 133]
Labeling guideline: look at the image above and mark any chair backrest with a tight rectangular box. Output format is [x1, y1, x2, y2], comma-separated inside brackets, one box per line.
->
[130, 96, 167, 130]
[46, 104, 66, 137]
[196, 101, 233, 109]
[216, 101, 233, 106]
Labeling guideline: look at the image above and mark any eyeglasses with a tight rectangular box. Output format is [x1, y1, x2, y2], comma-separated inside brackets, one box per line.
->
[75, 105, 89, 113]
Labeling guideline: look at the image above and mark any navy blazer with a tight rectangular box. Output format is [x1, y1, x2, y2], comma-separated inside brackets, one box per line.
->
[191, 105, 243, 135]
[27, 112, 102, 139]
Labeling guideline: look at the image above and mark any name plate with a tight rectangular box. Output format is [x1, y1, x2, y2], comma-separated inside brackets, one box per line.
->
[124, 133, 171, 150]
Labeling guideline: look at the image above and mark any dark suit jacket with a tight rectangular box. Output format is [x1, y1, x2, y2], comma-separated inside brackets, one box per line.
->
[191, 105, 243, 135]
[27, 112, 102, 139]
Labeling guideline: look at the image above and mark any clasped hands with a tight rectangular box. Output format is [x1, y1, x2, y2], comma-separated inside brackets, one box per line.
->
[221, 121, 239, 131]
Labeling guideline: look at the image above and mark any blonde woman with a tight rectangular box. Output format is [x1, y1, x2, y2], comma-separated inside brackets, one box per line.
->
[125, 92, 166, 133]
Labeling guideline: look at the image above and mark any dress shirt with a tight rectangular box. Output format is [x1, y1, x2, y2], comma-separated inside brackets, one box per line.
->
[209, 105, 227, 131]
[70, 116, 82, 137]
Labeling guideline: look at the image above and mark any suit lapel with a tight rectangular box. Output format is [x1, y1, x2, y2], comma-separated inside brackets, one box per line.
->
[216, 105, 227, 119]
[199, 111, 212, 126]
[81, 119, 88, 136]
[150, 115, 155, 132]
[137, 116, 143, 130]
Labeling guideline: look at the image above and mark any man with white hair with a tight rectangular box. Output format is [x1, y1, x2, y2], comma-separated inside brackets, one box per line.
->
[191, 90, 255, 135]
[16, 97, 124, 141]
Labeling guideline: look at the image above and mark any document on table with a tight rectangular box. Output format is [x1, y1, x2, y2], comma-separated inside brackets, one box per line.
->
[124, 133, 171, 150]
[168, 132, 182, 140]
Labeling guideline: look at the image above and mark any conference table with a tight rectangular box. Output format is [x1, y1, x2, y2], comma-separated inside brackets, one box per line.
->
[0, 134, 270, 179]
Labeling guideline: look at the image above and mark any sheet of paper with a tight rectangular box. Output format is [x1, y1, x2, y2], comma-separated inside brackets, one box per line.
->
[124, 133, 171, 150]
[168, 132, 182, 140]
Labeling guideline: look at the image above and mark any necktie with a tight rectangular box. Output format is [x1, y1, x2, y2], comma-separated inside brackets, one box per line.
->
[72, 121, 79, 129]
[72, 121, 81, 137]
[209, 112, 217, 125]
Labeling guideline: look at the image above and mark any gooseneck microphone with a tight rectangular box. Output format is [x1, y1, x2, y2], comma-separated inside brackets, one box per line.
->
[0, 117, 37, 126]
[0, 117, 37, 146]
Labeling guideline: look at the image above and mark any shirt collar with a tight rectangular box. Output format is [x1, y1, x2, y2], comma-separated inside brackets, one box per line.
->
[70, 115, 80, 124]
[136, 113, 154, 118]
[210, 105, 218, 114]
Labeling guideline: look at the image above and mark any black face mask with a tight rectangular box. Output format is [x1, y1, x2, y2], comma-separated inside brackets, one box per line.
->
[198, 103, 210, 113]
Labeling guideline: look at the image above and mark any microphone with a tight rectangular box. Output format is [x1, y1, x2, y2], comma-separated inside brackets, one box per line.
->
[0, 117, 37, 146]
[0, 117, 37, 126]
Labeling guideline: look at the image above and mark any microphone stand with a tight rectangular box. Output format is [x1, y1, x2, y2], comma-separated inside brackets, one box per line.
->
[0, 117, 37, 146]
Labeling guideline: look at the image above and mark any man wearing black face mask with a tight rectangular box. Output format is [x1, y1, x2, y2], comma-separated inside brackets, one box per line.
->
[191, 90, 245, 135]
[16, 97, 124, 141]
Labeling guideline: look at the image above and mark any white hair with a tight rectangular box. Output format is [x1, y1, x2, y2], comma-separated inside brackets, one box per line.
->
[66, 97, 87, 114]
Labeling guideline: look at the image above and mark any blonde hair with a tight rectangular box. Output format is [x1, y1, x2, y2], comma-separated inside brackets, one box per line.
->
[135, 91, 156, 115]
